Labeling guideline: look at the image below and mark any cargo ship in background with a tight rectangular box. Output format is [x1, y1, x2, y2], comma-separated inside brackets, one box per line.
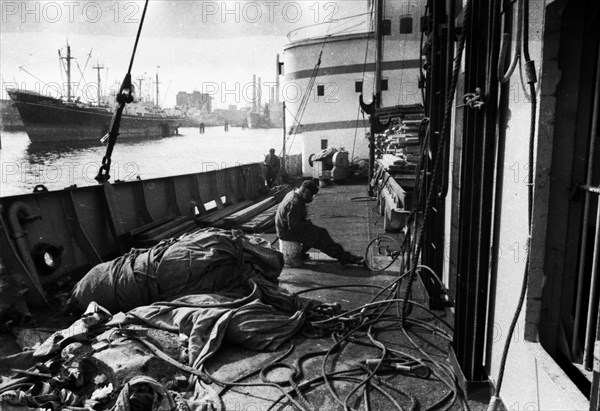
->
[7, 44, 181, 143]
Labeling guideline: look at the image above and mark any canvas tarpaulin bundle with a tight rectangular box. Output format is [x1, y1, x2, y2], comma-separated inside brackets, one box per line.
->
[122, 285, 306, 368]
[68, 227, 309, 364]
[68, 228, 285, 314]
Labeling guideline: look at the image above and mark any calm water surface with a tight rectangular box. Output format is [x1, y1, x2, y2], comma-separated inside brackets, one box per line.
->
[0, 127, 299, 197]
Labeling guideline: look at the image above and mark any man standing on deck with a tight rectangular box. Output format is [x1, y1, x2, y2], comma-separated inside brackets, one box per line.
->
[276, 180, 364, 265]
[264, 148, 281, 188]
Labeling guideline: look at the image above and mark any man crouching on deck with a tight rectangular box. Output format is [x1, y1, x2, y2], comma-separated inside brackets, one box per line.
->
[275, 180, 364, 265]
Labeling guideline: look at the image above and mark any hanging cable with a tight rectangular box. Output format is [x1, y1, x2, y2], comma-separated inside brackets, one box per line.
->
[58, 57, 65, 96]
[286, 19, 335, 154]
[283, 104, 303, 154]
[94, 0, 150, 184]
[395, 0, 410, 106]
[286, 51, 322, 154]
[419, 3, 429, 107]
[287, 12, 370, 42]
[351, 104, 365, 164]
[350, 23, 374, 165]
[103, 67, 109, 105]
[518, 50, 542, 101]
[497, 0, 522, 83]
[74, 61, 86, 96]
[74, 49, 93, 97]
[488, 0, 536, 407]
[399, 0, 472, 325]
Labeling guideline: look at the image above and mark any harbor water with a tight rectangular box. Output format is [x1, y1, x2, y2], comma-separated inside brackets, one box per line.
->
[0, 127, 300, 197]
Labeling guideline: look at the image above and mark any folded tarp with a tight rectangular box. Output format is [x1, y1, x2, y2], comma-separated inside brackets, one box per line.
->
[68, 227, 309, 368]
[122, 282, 306, 367]
[68, 228, 285, 314]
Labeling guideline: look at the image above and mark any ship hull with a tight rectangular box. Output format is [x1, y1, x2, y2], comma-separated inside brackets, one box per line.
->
[8, 90, 180, 143]
[0, 162, 266, 307]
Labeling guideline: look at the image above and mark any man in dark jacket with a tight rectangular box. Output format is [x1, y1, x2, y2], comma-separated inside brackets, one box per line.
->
[264, 148, 281, 188]
[275, 180, 364, 265]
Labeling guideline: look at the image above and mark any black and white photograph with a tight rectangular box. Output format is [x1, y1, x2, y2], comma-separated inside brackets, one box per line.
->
[1, 0, 599, 409]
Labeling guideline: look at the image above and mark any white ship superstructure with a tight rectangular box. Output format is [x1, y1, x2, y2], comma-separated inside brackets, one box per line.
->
[282, 0, 425, 176]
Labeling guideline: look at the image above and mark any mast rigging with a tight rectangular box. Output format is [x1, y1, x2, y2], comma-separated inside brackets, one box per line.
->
[95, 0, 150, 184]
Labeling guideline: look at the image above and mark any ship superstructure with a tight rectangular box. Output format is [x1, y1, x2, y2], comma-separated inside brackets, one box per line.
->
[282, 0, 425, 176]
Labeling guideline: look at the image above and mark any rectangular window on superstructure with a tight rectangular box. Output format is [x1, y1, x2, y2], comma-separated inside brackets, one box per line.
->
[321, 139, 328, 149]
[355, 81, 363, 93]
[382, 19, 391, 36]
[381, 79, 388, 91]
[400, 16, 413, 34]
[317, 85, 325, 96]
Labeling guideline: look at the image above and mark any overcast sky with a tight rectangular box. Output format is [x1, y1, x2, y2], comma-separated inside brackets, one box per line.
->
[1, 0, 369, 107]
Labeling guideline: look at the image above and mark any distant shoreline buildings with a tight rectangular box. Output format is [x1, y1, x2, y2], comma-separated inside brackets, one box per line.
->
[175, 71, 283, 129]
[176, 91, 212, 114]
[0, 98, 24, 131]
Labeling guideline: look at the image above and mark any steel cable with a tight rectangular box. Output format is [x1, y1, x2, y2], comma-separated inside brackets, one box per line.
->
[399, 0, 472, 326]
[490, 0, 537, 401]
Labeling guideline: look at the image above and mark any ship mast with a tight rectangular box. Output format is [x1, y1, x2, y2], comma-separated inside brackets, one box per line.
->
[252, 74, 257, 112]
[257, 77, 262, 112]
[374, 0, 383, 109]
[278, 53, 285, 172]
[93, 62, 104, 106]
[154, 66, 160, 105]
[366, 0, 384, 195]
[282, 101, 286, 172]
[136, 75, 144, 100]
[59, 43, 75, 102]
[275, 54, 281, 104]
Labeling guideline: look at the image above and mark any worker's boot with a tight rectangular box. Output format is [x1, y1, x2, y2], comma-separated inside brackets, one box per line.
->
[340, 254, 364, 266]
